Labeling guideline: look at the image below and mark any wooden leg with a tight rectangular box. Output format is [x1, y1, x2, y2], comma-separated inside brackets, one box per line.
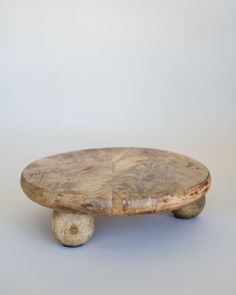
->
[51, 211, 94, 246]
[172, 196, 206, 219]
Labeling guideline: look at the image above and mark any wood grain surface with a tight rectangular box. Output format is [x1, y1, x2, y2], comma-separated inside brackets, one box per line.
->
[21, 148, 211, 216]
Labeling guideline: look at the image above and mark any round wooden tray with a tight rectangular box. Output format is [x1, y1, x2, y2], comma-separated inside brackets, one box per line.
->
[21, 147, 211, 246]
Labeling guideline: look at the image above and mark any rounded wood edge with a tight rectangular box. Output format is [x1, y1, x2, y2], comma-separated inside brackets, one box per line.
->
[21, 169, 211, 217]
[111, 172, 211, 216]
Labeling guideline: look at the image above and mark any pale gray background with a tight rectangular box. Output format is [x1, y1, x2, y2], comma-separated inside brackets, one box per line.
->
[0, 0, 235, 294]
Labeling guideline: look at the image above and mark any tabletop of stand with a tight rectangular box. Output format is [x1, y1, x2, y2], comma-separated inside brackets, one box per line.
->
[21, 147, 210, 216]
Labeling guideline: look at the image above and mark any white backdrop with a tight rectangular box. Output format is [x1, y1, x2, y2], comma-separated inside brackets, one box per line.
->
[1, 1, 236, 294]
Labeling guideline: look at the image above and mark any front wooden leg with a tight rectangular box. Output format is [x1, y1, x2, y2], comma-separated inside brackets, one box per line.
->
[51, 211, 94, 246]
[172, 196, 206, 219]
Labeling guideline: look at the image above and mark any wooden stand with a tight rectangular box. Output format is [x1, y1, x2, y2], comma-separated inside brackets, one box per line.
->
[20, 147, 211, 246]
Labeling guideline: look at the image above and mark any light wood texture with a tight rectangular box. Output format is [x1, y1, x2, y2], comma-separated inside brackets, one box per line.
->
[51, 211, 94, 246]
[173, 196, 206, 219]
[21, 147, 211, 216]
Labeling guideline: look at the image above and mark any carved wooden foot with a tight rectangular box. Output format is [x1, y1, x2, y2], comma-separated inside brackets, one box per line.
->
[172, 196, 206, 219]
[51, 211, 94, 246]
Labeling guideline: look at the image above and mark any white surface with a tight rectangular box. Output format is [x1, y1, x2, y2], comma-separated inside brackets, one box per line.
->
[0, 1, 235, 294]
